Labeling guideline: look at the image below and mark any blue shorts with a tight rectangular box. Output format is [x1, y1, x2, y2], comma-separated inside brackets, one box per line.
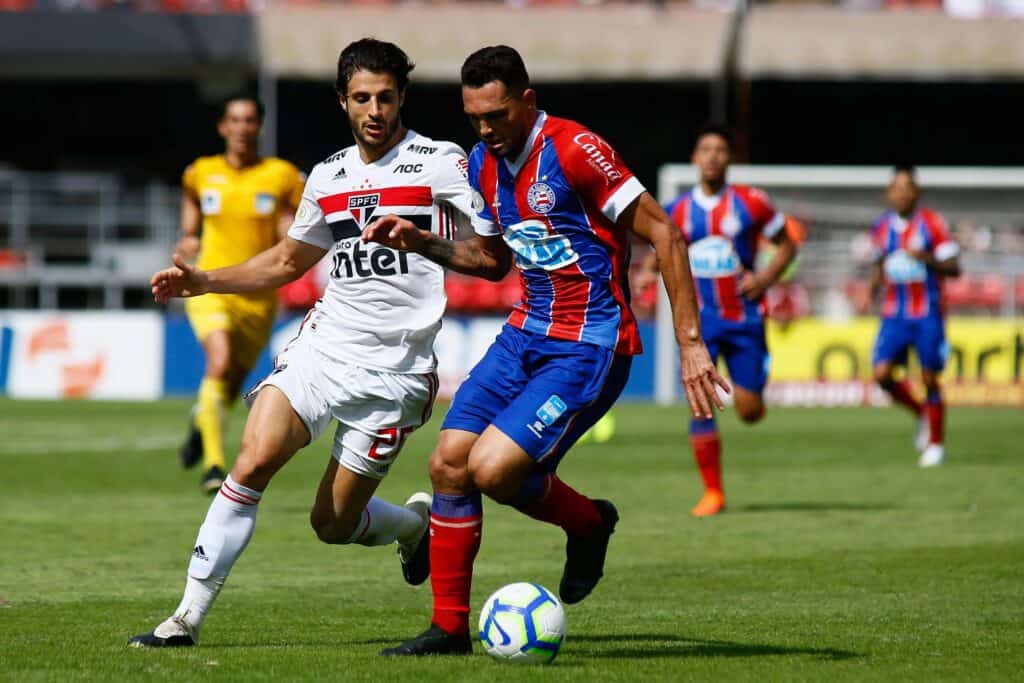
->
[442, 325, 632, 471]
[702, 314, 770, 394]
[872, 316, 949, 372]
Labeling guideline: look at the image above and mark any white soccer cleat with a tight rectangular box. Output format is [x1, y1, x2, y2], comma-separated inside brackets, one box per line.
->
[914, 416, 930, 452]
[398, 492, 432, 586]
[128, 615, 198, 648]
[918, 444, 945, 468]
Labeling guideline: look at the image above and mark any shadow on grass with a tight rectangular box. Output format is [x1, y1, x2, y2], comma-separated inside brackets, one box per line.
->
[571, 633, 861, 661]
[736, 502, 895, 512]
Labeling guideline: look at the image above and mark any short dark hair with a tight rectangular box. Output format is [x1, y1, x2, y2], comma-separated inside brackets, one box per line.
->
[892, 163, 917, 180]
[335, 38, 415, 95]
[461, 45, 530, 95]
[222, 94, 264, 122]
[695, 122, 734, 149]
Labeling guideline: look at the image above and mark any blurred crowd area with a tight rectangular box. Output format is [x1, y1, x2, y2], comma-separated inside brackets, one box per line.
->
[2, 0, 1022, 16]
[280, 212, 1024, 321]
[0, 171, 1021, 316]
[622, 212, 1024, 323]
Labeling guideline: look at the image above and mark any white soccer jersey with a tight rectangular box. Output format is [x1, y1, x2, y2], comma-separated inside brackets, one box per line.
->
[288, 130, 491, 373]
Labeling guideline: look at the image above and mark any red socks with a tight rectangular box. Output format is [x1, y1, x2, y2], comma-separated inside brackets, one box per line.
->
[521, 474, 602, 537]
[429, 493, 482, 636]
[925, 388, 944, 445]
[887, 380, 923, 416]
[691, 418, 722, 493]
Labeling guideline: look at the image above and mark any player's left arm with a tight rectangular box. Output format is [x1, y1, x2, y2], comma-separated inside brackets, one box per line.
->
[624, 192, 729, 417]
[276, 164, 306, 241]
[908, 212, 961, 277]
[361, 216, 512, 281]
[740, 230, 798, 301]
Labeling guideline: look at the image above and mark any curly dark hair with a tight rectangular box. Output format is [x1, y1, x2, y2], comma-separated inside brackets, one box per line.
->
[335, 38, 415, 95]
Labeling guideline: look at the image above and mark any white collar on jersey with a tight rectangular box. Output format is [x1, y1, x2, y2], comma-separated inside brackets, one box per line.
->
[353, 129, 417, 167]
[888, 211, 914, 233]
[690, 184, 727, 211]
[503, 111, 548, 177]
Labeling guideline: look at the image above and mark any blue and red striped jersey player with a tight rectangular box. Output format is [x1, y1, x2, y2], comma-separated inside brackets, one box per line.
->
[651, 123, 798, 517]
[869, 165, 961, 468]
[364, 45, 728, 656]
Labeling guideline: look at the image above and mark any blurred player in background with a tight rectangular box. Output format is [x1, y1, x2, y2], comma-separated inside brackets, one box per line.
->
[760, 216, 811, 327]
[869, 165, 960, 467]
[365, 45, 726, 656]
[177, 94, 304, 492]
[655, 123, 798, 517]
[130, 38, 484, 648]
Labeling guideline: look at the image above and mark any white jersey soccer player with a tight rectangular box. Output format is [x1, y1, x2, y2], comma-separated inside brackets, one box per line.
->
[130, 39, 486, 649]
[254, 131, 480, 479]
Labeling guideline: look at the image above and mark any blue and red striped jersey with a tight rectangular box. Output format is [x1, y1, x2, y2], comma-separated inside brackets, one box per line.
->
[467, 112, 646, 355]
[666, 184, 785, 324]
[869, 207, 958, 319]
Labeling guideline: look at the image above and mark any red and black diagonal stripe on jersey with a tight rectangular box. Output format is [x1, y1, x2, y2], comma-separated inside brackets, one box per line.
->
[318, 186, 433, 240]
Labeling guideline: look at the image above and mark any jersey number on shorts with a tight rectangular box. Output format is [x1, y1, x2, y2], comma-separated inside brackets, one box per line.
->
[367, 426, 416, 461]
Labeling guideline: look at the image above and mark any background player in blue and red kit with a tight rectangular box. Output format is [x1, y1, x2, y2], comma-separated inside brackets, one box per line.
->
[869, 165, 961, 467]
[658, 123, 798, 517]
[364, 45, 727, 655]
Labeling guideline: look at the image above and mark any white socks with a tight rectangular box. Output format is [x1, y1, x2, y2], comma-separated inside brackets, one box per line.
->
[173, 475, 262, 634]
[168, 485, 420, 636]
[346, 496, 423, 547]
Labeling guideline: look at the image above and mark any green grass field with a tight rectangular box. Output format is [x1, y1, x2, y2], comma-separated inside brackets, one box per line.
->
[1, 398, 1021, 681]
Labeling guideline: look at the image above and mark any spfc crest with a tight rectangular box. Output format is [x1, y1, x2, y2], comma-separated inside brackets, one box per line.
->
[347, 193, 381, 227]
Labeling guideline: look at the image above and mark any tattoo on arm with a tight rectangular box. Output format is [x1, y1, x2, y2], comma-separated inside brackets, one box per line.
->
[421, 234, 457, 267]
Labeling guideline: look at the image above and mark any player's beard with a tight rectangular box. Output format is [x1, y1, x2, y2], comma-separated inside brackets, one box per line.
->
[352, 116, 403, 154]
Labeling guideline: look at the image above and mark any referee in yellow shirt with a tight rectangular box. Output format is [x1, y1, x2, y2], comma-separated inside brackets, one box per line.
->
[177, 95, 305, 492]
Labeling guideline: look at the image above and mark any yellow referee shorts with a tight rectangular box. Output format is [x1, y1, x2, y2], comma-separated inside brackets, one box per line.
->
[184, 293, 277, 371]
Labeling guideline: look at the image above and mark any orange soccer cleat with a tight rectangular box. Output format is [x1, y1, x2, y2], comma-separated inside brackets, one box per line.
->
[691, 490, 726, 517]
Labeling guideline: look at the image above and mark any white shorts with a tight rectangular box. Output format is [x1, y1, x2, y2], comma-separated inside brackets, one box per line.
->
[248, 336, 438, 480]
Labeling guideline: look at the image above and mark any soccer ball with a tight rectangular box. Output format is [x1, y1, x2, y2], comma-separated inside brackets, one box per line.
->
[478, 582, 566, 665]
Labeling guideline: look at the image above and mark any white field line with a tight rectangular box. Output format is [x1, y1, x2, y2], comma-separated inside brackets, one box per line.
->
[0, 433, 181, 456]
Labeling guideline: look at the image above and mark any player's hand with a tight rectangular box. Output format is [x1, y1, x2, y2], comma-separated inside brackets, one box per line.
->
[679, 341, 730, 419]
[739, 271, 768, 301]
[151, 253, 208, 303]
[362, 214, 428, 252]
[906, 249, 933, 265]
[174, 235, 200, 260]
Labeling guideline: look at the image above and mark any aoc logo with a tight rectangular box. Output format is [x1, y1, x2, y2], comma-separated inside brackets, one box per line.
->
[527, 182, 556, 214]
[572, 132, 623, 183]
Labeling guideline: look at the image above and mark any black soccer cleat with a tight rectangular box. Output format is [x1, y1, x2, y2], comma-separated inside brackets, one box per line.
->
[179, 424, 203, 470]
[401, 534, 429, 586]
[128, 617, 197, 648]
[559, 498, 619, 605]
[399, 492, 432, 586]
[200, 465, 225, 494]
[379, 623, 472, 657]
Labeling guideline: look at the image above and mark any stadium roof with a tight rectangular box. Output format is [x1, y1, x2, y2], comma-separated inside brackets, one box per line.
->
[257, 5, 730, 81]
[2, 6, 1021, 81]
[741, 8, 1024, 79]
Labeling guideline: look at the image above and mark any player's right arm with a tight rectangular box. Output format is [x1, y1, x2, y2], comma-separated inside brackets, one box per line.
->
[176, 163, 202, 260]
[362, 144, 512, 281]
[151, 237, 326, 303]
[361, 217, 512, 282]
